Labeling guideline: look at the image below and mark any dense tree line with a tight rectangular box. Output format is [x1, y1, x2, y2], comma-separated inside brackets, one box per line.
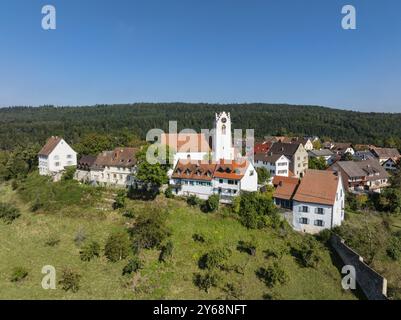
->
[1, 103, 401, 151]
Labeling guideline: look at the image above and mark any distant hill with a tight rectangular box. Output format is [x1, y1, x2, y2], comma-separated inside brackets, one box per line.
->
[1, 103, 401, 150]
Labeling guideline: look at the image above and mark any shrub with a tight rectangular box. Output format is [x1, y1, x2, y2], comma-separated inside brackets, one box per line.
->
[192, 233, 206, 243]
[74, 228, 86, 247]
[122, 209, 136, 219]
[316, 229, 333, 244]
[203, 195, 219, 212]
[11, 180, 19, 190]
[59, 268, 81, 292]
[113, 190, 126, 210]
[264, 245, 289, 260]
[256, 262, 289, 287]
[122, 257, 143, 275]
[237, 240, 257, 256]
[0, 202, 21, 224]
[159, 240, 174, 262]
[62, 166, 76, 181]
[104, 230, 131, 262]
[387, 236, 401, 260]
[30, 197, 44, 212]
[233, 192, 277, 229]
[164, 187, 174, 199]
[187, 195, 200, 206]
[256, 167, 270, 185]
[10, 267, 28, 282]
[129, 211, 170, 250]
[193, 272, 221, 293]
[80, 241, 101, 261]
[45, 235, 60, 247]
[199, 248, 231, 270]
[291, 238, 321, 268]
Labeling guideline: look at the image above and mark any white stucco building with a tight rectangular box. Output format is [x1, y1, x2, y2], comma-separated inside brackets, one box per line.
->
[292, 169, 345, 234]
[38, 136, 77, 177]
[170, 159, 257, 203]
[254, 153, 290, 177]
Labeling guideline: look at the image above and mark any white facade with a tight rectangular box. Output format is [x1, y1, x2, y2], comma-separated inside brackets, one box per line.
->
[303, 139, 314, 151]
[293, 176, 345, 234]
[170, 161, 258, 203]
[382, 158, 399, 171]
[213, 112, 235, 161]
[38, 139, 77, 176]
[90, 166, 136, 187]
[254, 155, 290, 177]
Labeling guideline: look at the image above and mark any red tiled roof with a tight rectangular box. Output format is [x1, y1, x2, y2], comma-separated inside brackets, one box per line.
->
[293, 169, 340, 205]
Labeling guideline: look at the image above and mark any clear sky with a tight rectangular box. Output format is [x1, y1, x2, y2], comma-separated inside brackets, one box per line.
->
[0, 0, 400, 112]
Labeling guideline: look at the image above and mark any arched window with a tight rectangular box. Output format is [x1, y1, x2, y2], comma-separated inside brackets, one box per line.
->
[222, 124, 226, 135]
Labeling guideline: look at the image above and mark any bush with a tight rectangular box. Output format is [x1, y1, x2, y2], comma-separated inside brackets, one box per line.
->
[291, 238, 321, 268]
[11, 180, 19, 190]
[45, 235, 60, 247]
[203, 195, 219, 213]
[30, 197, 44, 212]
[256, 167, 270, 185]
[113, 190, 126, 210]
[74, 228, 86, 247]
[192, 233, 206, 243]
[122, 209, 136, 219]
[187, 195, 200, 206]
[122, 257, 143, 275]
[264, 245, 289, 260]
[59, 268, 81, 292]
[193, 272, 221, 293]
[199, 248, 231, 270]
[62, 166, 76, 181]
[80, 241, 101, 261]
[164, 187, 174, 199]
[104, 230, 131, 262]
[10, 267, 28, 282]
[159, 240, 174, 262]
[316, 229, 333, 244]
[237, 240, 257, 256]
[256, 262, 289, 287]
[387, 236, 401, 260]
[0, 202, 21, 224]
[233, 192, 277, 229]
[129, 211, 170, 250]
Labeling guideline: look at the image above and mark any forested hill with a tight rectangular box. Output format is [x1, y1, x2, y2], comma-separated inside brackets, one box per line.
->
[1, 103, 401, 150]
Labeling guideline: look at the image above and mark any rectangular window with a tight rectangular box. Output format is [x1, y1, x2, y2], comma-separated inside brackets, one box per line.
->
[299, 206, 308, 213]
[55, 162, 60, 167]
[314, 220, 324, 227]
[315, 208, 324, 215]
[67, 154, 72, 159]
[219, 179, 223, 184]
[299, 217, 308, 225]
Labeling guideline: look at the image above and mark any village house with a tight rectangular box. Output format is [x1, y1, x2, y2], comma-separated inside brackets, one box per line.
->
[354, 150, 376, 161]
[88, 147, 138, 187]
[170, 159, 257, 203]
[272, 175, 300, 210]
[307, 149, 335, 165]
[325, 142, 355, 156]
[74, 155, 97, 182]
[254, 152, 290, 177]
[268, 142, 308, 178]
[292, 170, 345, 234]
[329, 159, 389, 193]
[263, 136, 314, 151]
[370, 147, 401, 164]
[382, 158, 400, 172]
[38, 136, 77, 180]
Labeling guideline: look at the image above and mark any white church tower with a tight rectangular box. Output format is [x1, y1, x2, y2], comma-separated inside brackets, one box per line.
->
[213, 112, 234, 161]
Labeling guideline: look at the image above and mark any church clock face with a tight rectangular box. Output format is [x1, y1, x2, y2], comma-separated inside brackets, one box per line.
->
[221, 117, 227, 123]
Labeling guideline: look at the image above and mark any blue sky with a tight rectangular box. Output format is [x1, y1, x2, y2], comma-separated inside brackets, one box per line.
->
[0, 0, 400, 112]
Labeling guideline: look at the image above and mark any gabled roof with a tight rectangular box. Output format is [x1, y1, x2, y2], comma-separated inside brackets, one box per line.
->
[272, 176, 300, 201]
[254, 152, 287, 163]
[38, 136, 63, 156]
[333, 160, 389, 180]
[172, 160, 216, 181]
[253, 142, 272, 154]
[171, 159, 250, 181]
[91, 147, 138, 169]
[269, 142, 300, 157]
[370, 147, 400, 160]
[160, 133, 211, 153]
[78, 155, 97, 167]
[293, 169, 340, 206]
[308, 149, 334, 157]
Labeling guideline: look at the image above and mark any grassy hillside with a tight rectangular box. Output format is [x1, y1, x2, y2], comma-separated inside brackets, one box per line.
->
[0, 174, 355, 300]
[1, 103, 401, 150]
